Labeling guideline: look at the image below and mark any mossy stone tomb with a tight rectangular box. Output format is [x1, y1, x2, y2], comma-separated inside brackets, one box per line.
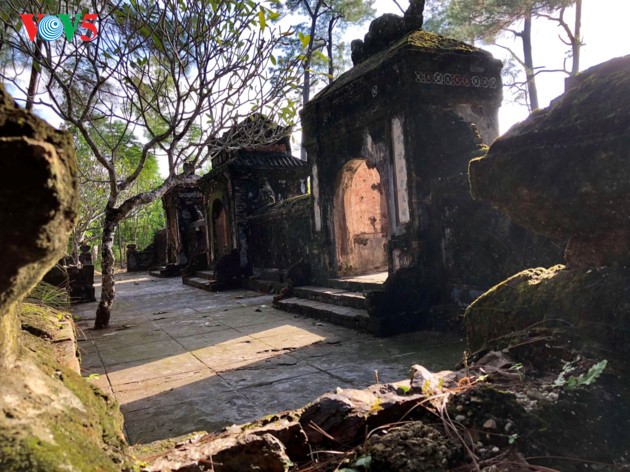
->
[302, 30, 560, 330]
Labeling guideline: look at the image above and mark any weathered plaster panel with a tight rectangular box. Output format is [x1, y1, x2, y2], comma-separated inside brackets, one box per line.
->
[312, 162, 322, 232]
[391, 116, 410, 225]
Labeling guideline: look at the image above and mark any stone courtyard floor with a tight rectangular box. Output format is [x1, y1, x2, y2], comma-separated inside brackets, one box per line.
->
[74, 272, 464, 445]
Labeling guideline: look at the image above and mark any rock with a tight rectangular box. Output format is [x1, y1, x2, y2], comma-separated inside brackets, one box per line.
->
[299, 384, 425, 446]
[0, 83, 77, 367]
[366, 421, 462, 472]
[1, 306, 133, 471]
[237, 413, 310, 461]
[0, 85, 134, 472]
[469, 56, 630, 268]
[146, 432, 292, 472]
[483, 419, 497, 429]
[465, 265, 630, 361]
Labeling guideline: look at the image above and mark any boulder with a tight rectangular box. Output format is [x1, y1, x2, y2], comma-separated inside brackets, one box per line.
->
[469, 56, 630, 268]
[462, 59, 630, 469]
[465, 265, 630, 358]
[0, 84, 77, 367]
[0, 84, 135, 471]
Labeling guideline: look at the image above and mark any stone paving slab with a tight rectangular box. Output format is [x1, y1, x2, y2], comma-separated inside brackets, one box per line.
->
[76, 272, 464, 445]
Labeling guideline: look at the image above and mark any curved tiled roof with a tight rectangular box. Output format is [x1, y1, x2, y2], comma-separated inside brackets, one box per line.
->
[229, 152, 308, 170]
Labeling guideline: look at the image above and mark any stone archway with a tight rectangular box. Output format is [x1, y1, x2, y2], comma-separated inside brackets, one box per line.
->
[211, 199, 230, 261]
[334, 159, 389, 276]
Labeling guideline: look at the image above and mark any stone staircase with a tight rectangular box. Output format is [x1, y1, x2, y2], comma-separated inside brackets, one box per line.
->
[149, 264, 181, 278]
[182, 270, 224, 292]
[273, 276, 386, 332]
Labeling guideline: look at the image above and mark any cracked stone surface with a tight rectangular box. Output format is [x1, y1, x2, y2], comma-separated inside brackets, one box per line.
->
[74, 273, 463, 445]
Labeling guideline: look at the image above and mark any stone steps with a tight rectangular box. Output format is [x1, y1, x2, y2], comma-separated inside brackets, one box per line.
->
[149, 265, 181, 278]
[326, 277, 385, 293]
[194, 270, 215, 281]
[149, 267, 165, 278]
[273, 297, 371, 332]
[182, 275, 224, 292]
[293, 285, 366, 310]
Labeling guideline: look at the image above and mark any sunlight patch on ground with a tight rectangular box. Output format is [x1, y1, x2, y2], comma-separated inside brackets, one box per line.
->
[106, 325, 325, 405]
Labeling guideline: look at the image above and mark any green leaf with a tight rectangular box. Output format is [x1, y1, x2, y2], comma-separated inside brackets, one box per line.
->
[568, 359, 608, 388]
[355, 455, 371, 468]
[258, 10, 266, 30]
[270, 54, 277, 66]
[581, 360, 608, 385]
[298, 32, 310, 49]
[313, 50, 329, 62]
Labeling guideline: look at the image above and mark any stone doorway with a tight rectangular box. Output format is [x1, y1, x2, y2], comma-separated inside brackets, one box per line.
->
[211, 199, 230, 262]
[334, 159, 389, 276]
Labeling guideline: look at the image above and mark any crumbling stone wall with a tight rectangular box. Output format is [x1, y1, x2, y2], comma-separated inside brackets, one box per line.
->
[247, 195, 312, 271]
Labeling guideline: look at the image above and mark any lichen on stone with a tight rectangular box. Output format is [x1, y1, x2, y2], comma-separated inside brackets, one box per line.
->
[0, 303, 134, 472]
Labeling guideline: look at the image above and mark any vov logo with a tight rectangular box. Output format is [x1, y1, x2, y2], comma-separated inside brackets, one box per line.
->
[20, 14, 98, 42]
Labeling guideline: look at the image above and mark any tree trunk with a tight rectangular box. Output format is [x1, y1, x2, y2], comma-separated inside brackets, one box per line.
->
[571, 0, 582, 76]
[72, 227, 80, 265]
[327, 17, 335, 85]
[95, 215, 117, 329]
[301, 60, 311, 160]
[118, 224, 124, 269]
[25, 39, 43, 111]
[521, 13, 539, 111]
[300, 0, 322, 161]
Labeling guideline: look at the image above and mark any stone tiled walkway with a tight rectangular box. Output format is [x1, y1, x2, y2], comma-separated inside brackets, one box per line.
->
[74, 273, 464, 445]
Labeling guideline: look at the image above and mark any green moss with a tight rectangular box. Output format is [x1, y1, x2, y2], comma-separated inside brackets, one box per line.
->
[131, 431, 207, 462]
[0, 304, 135, 471]
[311, 30, 484, 101]
[18, 303, 66, 339]
[465, 266, 630, 361]
[404, 30, 476, 53]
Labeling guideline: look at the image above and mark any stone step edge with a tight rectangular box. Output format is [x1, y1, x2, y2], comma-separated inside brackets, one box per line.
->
[293, 286, 366, 309]
[183, 276, 223, 292]
[194, 270, 215, 280]
[325, 278, 386, 293]
[273, 297, 370, 332]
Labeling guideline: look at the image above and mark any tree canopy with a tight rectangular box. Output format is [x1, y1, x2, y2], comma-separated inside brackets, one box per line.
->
[1, 0, 300, 328]
[425, 0, 583, 110]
